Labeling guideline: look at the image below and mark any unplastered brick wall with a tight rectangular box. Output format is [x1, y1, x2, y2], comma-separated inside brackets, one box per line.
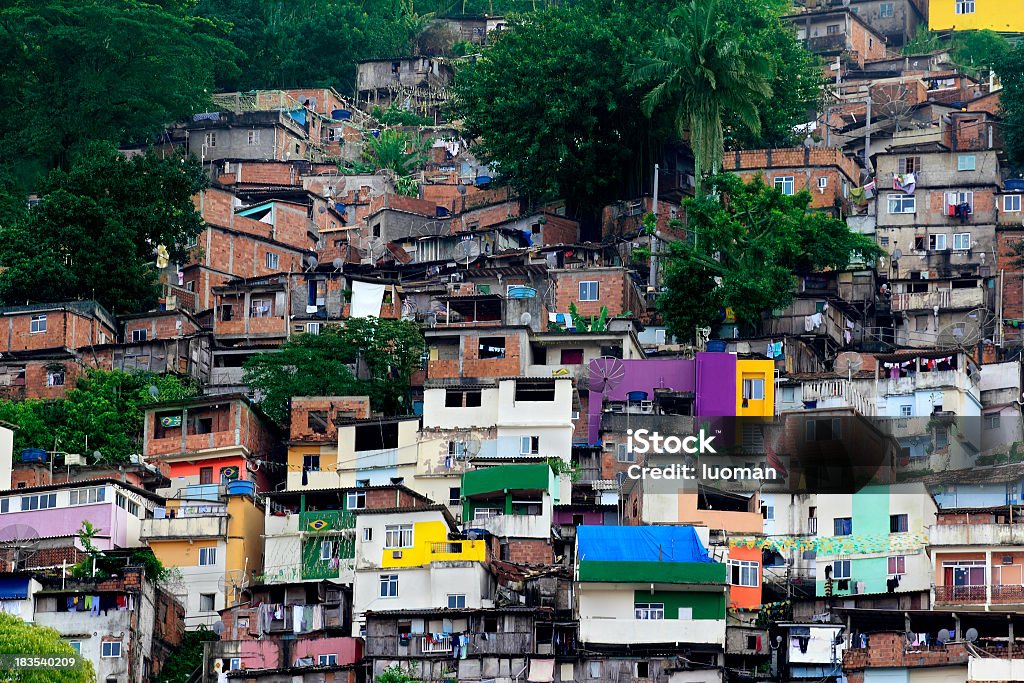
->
[460, 333, 522, 378]
[504, 539, 554, 565]
[124, 313, 200, 342]
[290, 397, 371, 441]
[2, 309, 115, 354]
[842, 632, 968, 677]
[552, 268, 641, 318]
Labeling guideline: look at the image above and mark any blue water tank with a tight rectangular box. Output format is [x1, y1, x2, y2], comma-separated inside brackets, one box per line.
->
[475, 175, 492, 186]
[20, 448, 47, 463]
[332, 109, 352, 120]
[507, 285, 536, 299]
[226, 480, 256, 497]
[626, 391, 649, 402]
[706, 340, 728, 352]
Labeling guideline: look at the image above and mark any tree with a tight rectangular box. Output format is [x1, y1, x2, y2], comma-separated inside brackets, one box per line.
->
[0, 0, 240, 179]
[0, 369, 198, 462]
[0, 143, 208, 314]
[0, 612, 96, 683]
[377, 663, 419, 683]
[243, 319, 426, 425]
[635, 0, 773, 195]
[999, 43, 1024, 169]
[156, 626, 218, 683]
[952, 30, 1009, 76]
[362, 130, 432, 177]
[453, 2, 662, 216]
[658, 174, 881, 340]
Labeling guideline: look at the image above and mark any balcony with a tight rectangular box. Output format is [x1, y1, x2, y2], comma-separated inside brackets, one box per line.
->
[579, 617, 726, 646]
[884, 370, 973, 397]
[466, 512, 551, 539]
[141, 514, 228, 540]
[891, 286, 984, 312]
[420, 635, 452, 655]
[799, 380, 877, 417]
[934, 585, 986, 604]
[929, 523, 1024, 547]
[993, 584, 1024, 604]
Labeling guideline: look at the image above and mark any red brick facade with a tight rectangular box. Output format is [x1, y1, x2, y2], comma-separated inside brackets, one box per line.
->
[723, 147, 860, 210]
[551, 268, 645, 319]
[289, 397, 371, 442]
[842, 632, 968, 683]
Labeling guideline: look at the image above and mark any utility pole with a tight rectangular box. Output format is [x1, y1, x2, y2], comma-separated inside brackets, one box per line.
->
[649, 164, 660, 296]
[864, 88, 873, 172]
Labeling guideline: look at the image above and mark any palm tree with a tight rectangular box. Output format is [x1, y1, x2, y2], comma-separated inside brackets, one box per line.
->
[635, 0, 772, 195]
[361, 129, 431, 177]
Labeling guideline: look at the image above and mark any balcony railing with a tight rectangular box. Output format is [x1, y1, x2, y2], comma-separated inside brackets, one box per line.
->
[992, 585, 1024, 604]
[430, 542, 465, 554]
[421, 635, 452, 654]
[141, 514, 228, 540]
[934, 585, 987, 604]
[891, 287, 984, 312]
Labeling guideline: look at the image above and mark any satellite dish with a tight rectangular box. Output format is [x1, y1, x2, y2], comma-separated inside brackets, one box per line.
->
[936, 307, 993, 350]
[148, 385, 160, 398]
[412, 220, 451, 239]
[835, 352, 864, 380]
[332, 258, 344, 271]
[892, 248, 903, 261]
[452, 240, 481, 265]
[465, 435, 482, 458]
[457, 184, 467, 195]
[589, 357, 626, 396]
[318, 206, 326, 214]
[93, 451, 102, 461]
[965, 628, 979, 642]
[937, 629, 951, 644]
[519, 312, 532, 326]
[212, 620, 225, 636]
[305, 255, 319, 270]
[364, 237, 388, 264]
[0, 524, 42, 570]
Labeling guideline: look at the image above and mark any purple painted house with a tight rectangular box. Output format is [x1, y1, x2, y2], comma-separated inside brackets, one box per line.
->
[586, 353, 738, 444]
[0, 479, 160, 551]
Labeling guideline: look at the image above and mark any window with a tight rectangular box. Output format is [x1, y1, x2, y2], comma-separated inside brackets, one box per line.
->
[635, 662, 650, 679]
[520, 436, 540, 455]
[729, 559, 759, 587]
[131, 328, 148, 342]
[806, 418, 842, 441]
[899, 156, 921, 174]
[198, 547, 217, 566]
[363, 528, 372, 542]
[70, 487, 105, 506]
[1004, 195, 1022, 213]
[448, 441, 466, 459]
[832, 560, 851, 580]
[879, 2, 894, 16]
[449, 487, 461, 506]
[1, 498, 10, 513]
[774, 176, 795, 195]
[514, 380, 556, 401]
[247, 130, 260, 145]
[447, 594, 467, 609]
[478, 337, 506, 359]
[955, 0, 975, 13]
[220, 304, 233, 321]
[200, 593, 216, 611]
[306, 322, 321, 335]
[826, 23, 840, 34]
[307, 410, 328, 435]
[228, 658, 241, 671]
[900, 404, 913, 417]
[200, 467, 213, 485]
[303, 454, 320, 472]
[101, 641, 122, 658]
[46, 369, 65, 387]
[379, 574, 399, 598]
[930, 234, 947, 251]
[68, 641, 82, 654]
[579, 281, 599, 301]
[617, 443, 635, 463]
[384, 524, 414, 548]
[834, 517, 853, 536]
[204, 132, 216, 147]
[29, 315, 46, 334]
[318, 655, 338, 666]
[817, 176, 828, 189]
[21, 494, 56, 511]
[888, 194, 916, 214]
[589, 662, 602, 679]
[888, 556, 906, 576]
[346, 490, 366, 510]
[890, 514, 909, 533]
[265, 252, 279, 270]
[957, 154, 977, 171]
[320, 540, 336, 561]
[985, 413, 1001, 430]
[634, 603, 665, 620]
[742, 378, 765, 401]
[250, 298, 272, 318]
[935, 425, 949, 449]
[761, 505, 775, 520]
[560, 348, 585, 365]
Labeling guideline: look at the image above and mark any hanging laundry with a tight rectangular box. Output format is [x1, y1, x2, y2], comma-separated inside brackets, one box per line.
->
[893, 172, 916, 194]
[863, 180, 876, 199]
[849, 186, 867, 206]
[293, 605, 303, 634]
[804, 312, 823, 331]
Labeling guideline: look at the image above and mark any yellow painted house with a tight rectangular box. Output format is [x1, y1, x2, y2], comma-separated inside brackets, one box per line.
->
[736, 359, 775, 416]
[929, 0, 1024, 32]
[379, 519, 487, 569]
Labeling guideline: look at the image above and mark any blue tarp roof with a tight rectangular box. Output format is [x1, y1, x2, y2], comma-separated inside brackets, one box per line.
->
[0, 576, 30, 600]
[576, 526, 712, 563]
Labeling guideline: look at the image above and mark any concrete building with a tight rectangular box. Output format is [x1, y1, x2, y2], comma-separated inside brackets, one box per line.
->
[928, 0, 1024, 32]
[722, 147, 860, 212]
[785, 7, 889, 68]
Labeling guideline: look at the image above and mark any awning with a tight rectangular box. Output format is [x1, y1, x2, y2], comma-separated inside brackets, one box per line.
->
[0, 576, 30, 600]
[528, 659, 555, 683]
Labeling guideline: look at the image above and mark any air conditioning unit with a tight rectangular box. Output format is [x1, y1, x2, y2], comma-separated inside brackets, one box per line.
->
[64, 453, 84, 467]
[571, 411, 580, 421]
[609, 404, 625, 414]
[392, 551, 403, 559]
[639, 400, 654, 414]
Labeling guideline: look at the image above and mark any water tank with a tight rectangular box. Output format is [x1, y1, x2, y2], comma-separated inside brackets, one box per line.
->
[507, 286, 536, 299]
[19, 448, 47, 463]
[626, 391, 649, 402]
[226, 480, 256, 497]
[706, 340, 728, 352]
[332, 109, 352, 120]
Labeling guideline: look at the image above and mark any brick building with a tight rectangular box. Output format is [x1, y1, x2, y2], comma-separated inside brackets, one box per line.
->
[785, 7, 889, 68]
[549, 267, 646, 320]
[723, 147, 861, 212]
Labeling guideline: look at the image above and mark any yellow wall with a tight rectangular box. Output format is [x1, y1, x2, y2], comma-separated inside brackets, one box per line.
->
[929, 0, 1024, 32]
[736, 359, 775, 416]
[226, 495, 265, 582]
[287, 443, 339, 473]
[380, 520, 487, 568]
[147, 538, 223, 567]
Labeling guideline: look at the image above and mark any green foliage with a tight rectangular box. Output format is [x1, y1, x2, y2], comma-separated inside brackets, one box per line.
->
[193, 0, 423, 92]
[636, 0, 773, 194]
[567, 302, 609, 333]
[243, 319, 426, 425]
[0, 369, 197, 462]
[395, 176, 421, 197]
[0, 0, 240, 180]
[373, 105, 435, 127]
[0, 143, 208, 314]
[659, 173, 881, 340]
[999, 42, 1024, 169]
[902, 27, 943, 55]
[156, 626, 218, 683]
[951, 30, 1009, 75]
[0, 612, 96, 683]
[362, 129, 432, 177]
[377, 663, 420, 683]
